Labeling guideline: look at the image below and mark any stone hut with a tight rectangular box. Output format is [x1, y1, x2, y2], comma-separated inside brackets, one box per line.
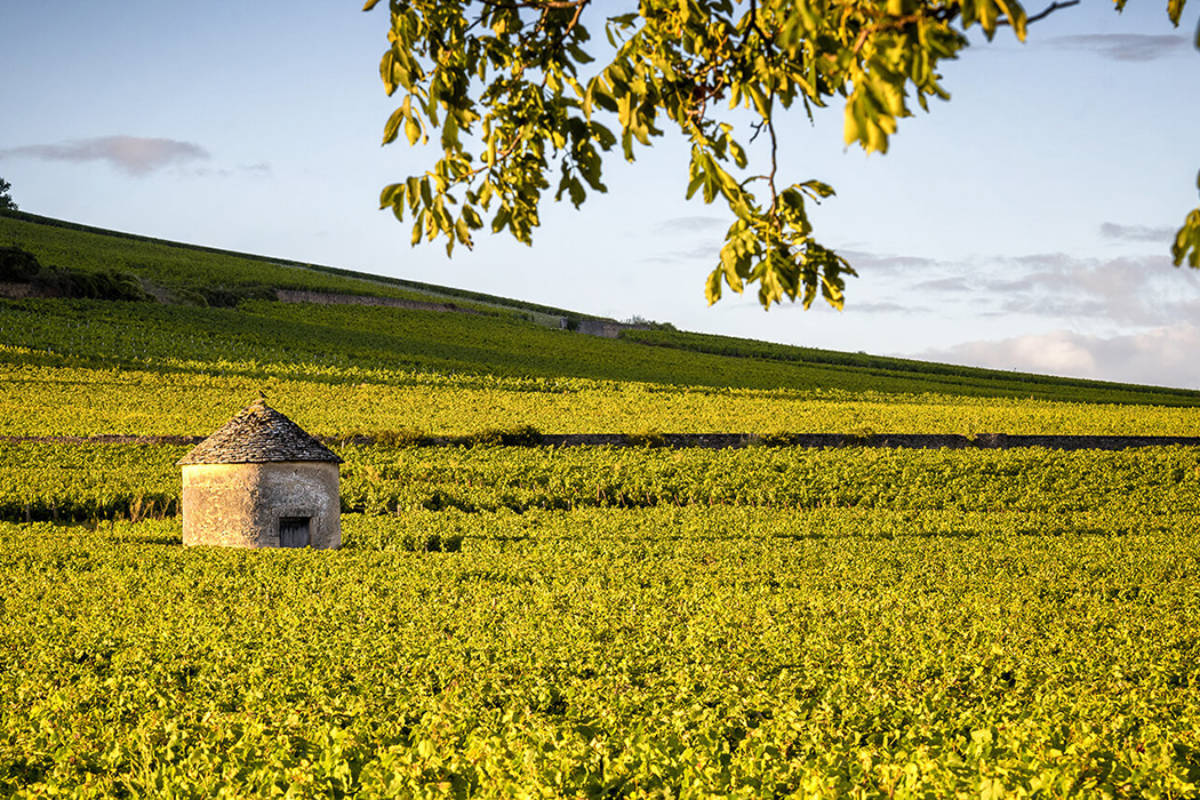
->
[177, 399, 342, 549]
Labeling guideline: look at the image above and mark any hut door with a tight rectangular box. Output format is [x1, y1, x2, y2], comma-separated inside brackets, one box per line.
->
[279, 516, 311, 548]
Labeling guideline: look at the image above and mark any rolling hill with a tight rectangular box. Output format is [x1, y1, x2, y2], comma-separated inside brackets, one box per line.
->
[3, 209, 1198, 412]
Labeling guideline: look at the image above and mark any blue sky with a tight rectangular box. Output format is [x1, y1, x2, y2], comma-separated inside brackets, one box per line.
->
[2, 1, 1199, 387]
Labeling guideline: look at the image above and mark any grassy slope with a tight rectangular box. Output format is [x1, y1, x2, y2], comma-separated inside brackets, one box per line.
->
[0, 211, 604, 320]
[2, 211, 1199, 408]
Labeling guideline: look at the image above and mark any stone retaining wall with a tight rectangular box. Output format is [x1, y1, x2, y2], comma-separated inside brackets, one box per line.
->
[275, 288, 483, 315]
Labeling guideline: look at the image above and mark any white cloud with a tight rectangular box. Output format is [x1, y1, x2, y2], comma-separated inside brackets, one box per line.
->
[0, 136, 209, 176]
[920, 323, 1200, 389]
[839, 249, 943, 274]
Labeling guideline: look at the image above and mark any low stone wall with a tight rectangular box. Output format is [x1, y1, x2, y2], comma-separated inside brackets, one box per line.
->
[572, 318, 627, 338]
[275, 288, 484, 315]
[0, 282, 39, 299]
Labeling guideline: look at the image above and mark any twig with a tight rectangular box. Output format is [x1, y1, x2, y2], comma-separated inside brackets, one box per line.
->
[853, 1, 1049, 55]
[545, 0, 589, 48]
[748, 0, 774, 50]
[476, 0, 587, 9]
[748, 119, 766, 143]
[853, 13, 925, 54]
[766, 113, 779, 226]
[1023, 0, 1081, 24]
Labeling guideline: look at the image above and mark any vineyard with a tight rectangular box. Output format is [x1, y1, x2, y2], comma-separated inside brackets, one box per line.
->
[3, 441, 1200, 523]
[3, 212, 1200, 795]
[4, 501, 1200, 796]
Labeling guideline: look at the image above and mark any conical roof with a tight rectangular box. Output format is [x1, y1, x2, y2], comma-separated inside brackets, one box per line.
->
[177, 398, 342, 465]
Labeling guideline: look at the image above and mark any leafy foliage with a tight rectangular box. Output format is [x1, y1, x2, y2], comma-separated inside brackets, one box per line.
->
[4, 439, 1200, 522]
[1173, 170, 1200, 268]
[4, 501, 1200, 794]
[367, 0, 1199, 309]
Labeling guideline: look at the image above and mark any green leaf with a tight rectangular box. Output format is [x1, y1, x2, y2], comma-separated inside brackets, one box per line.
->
[1171, 208, 1200, 268]
[382, 107, 406, 146]
[463, 205, 483, 229]
[379, 183, 405, 210]
[728, 139, 747, 169]
[705, 267, 723, 305]
[405, 115, 422, 146]
[379, 51, 396, 96]
[492, 206, 512, 234]
[720, 245, 745, 293]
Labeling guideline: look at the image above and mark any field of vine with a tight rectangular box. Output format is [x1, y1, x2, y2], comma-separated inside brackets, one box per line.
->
[3, 441, 1199, 523]
[5, 296, 1200, 442]
[10, 358, 1200, 440]
[3, 502, 1200, 796]
[4, 212, 1200, 795]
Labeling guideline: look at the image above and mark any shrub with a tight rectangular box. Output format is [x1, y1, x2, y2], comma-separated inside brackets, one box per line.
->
[0, 246, 40, 282]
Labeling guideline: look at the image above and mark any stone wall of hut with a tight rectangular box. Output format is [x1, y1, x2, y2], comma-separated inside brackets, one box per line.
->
[181, 461, 340, 549]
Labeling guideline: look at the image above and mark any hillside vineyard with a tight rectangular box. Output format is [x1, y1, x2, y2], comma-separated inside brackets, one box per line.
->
[1, 212, 1200, 795]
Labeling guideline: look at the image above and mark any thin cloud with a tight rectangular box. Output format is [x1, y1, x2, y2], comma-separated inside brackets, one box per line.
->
[1009, 252, 1075, 269]
[850, 301, 924, 313]
[924, 330, 1098, 378]
[1045, 34, 1190, 62]
[191, 162, 273, 179]
[901, 252, 1200, 325]
[978, 253, 1200, 325]
[0, 135, 209, 176]
[919, 323, 1200, 389]
[655, 216, 727, 234]
[643, 242, 721, 264]
[913, 276, 971, 293]
[1100, 222, 1176, 243]
[840, 249, 943, 273]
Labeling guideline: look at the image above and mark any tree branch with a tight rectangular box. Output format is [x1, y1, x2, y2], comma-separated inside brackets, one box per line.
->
[853, 0, 1077, 55]
[766, 113, 779, 228]
[747, 0, 774, 51]
[475, 0, 588, 9]
[1023, 0, 1081, 25]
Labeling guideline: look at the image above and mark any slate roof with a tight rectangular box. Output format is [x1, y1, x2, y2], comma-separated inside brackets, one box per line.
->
[177, 398, 342, 465]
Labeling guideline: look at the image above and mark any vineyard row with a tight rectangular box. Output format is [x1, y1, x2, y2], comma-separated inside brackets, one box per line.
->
[3, 441, 1198, 522]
